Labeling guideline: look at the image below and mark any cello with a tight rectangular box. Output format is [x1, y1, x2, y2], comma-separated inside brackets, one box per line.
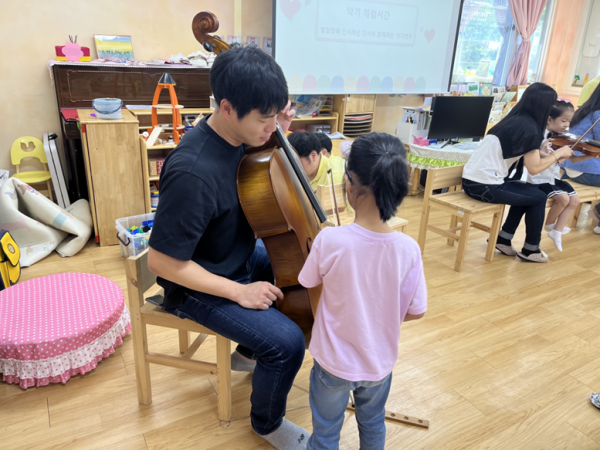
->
[192, 11, 330, 343]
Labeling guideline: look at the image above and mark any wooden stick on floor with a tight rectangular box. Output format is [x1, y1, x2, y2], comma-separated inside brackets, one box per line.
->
[346, 392, 430, 429]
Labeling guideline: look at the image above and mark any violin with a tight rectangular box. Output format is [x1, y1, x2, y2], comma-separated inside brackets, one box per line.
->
[550, 133, 600, 156]
[550, 116, 600, 156]
[193, 12, 330, 344]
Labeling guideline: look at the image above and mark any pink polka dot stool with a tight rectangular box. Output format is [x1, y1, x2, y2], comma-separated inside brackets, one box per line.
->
[0, 273, 131, 389]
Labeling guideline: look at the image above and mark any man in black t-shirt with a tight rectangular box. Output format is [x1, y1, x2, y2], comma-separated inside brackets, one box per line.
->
[148, 47, 309, 449]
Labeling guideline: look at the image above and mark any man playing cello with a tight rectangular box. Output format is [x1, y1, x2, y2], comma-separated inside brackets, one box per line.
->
[148, 46, 310, 449]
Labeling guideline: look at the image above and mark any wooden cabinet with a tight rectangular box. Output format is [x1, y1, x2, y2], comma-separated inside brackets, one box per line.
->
[78, 109, 146, 246]
[344, 95, 376, 113]
[333, 95, 376, 137]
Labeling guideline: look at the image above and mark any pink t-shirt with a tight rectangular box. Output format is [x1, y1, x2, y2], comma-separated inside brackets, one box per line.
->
[299, 224, 427, 382]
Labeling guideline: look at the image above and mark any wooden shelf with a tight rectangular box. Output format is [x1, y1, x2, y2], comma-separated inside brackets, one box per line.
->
[129, 107, 213, 116]
[149, 176, 159, 181]
[147, 144, 176, 150]
[292, 115, 337, 121]
[151, 207, 157, 212]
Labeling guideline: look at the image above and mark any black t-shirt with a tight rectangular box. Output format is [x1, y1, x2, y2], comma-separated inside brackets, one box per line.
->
[489, 113, 544, 160]
[149, 117, 255, 308]
[488, 112, 544, 180]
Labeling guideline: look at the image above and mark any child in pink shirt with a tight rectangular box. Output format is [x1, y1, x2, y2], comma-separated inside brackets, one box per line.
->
[299, 132, 427, 450]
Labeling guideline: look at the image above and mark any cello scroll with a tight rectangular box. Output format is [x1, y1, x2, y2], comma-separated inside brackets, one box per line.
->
[192, 11, 231, 54]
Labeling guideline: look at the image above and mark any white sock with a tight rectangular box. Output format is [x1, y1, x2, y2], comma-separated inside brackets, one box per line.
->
[544, 224, 555, 232]
[548, 229, 563, 252]
[553, 226, 571, 235]
[594, 225, 600, 235]
[257, 418, 310, 450]
[231, 351, 256, 373]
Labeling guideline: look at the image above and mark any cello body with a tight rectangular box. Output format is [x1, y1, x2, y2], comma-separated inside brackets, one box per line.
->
[238, 130, 326, 343]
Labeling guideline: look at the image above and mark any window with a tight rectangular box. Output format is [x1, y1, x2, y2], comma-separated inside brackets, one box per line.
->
[451, 0, 553, 86]
[571, 0, 600, 87]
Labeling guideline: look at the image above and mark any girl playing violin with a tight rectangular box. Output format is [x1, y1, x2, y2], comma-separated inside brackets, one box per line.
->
[527, 99, 585, 251]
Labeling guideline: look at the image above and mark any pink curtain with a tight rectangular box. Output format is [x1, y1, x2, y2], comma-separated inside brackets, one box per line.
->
[506, 0, 548, 87]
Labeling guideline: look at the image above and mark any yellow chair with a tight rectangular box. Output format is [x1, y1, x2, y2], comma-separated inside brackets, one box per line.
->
[10, 136, 53, 201]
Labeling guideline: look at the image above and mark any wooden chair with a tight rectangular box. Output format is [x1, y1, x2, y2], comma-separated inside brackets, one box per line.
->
[316, 183, 408, 232]
[126, 249, 232, 422]
[10, 136, 53, 201]
[417, 165, 505, 272]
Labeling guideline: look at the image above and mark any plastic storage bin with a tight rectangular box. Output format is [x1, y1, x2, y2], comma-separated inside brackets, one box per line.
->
[116, 212, 155, 257]
[92, 98, 123, 119]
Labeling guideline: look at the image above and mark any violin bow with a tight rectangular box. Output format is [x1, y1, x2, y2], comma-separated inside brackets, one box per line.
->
[327, 169, 341, 226]
[570, 116, 600, 148]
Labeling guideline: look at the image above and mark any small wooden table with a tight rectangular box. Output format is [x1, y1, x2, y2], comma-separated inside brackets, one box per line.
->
[78, 109, 146, 246]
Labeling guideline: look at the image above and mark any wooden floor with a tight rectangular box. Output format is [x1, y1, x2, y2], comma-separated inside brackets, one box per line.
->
[3, 192, 600, 450]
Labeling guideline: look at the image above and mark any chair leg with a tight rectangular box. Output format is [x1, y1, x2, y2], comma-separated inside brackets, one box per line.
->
[486, 208, 504, 262]
[454, 212, 473, 272]
[216, 335, 232, 422]
[569, 202, 583, 228]
[448, 215, 458, 246]
[411, 168, 421, 195]
[46, 180, 54, 202]
[417, 204, 431, 253]
[178, 330, 190, 353]
[131, 320, 153, 405]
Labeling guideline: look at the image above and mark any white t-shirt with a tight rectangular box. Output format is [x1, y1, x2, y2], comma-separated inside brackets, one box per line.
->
[527, 130, 559, 185]
[526, 163, 560, 185]
[462, 135, 521, 185]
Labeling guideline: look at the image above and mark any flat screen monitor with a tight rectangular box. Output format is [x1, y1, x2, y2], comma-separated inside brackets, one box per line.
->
[428, 96, 494, 140]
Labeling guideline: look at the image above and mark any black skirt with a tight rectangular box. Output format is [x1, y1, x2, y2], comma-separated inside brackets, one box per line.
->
[537, 179, 576, 198]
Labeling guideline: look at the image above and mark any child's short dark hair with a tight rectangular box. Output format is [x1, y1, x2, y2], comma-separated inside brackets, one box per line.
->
[210, 46, 288, 120]
[288, 132, 320, 158]
[347, 133, 408, 221]
[550, 99, 574, 120]
[314, 133, 332, 153]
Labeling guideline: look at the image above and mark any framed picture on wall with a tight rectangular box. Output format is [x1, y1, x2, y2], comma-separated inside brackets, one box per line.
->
[93, 35, 135, 62]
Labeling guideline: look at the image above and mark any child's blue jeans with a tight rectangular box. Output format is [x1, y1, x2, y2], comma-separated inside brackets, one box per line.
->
[307, 360, 392, 450]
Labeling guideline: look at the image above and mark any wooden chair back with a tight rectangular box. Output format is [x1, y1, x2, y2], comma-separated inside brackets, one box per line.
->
[316, 183, 347, 215]
[423, 165, 464, 196]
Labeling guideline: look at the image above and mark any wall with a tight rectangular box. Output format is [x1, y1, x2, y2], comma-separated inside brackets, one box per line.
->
[372, 95, 425, 134]
[0, 0, 234, 176]
[241, 0, 273, 43]
[0, 0, 425, 180]
[540, 0, 584, 100]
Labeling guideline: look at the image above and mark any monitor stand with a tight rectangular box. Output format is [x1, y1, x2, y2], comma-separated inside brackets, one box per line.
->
[441, 138, 460, 148]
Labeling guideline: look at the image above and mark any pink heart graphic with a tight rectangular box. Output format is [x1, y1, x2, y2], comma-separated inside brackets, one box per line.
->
[424, 29, 435, 43]
[280, 0, 301, 21]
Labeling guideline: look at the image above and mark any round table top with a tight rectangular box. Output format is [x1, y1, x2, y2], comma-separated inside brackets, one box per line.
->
[0, 273, 125, 362]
